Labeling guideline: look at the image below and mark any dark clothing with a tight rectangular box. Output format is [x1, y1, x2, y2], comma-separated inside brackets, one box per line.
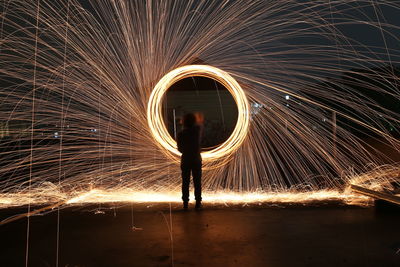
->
[177, 126, 201, 161]
[181, 160, 202, 202]
[177, 125, 202, 202]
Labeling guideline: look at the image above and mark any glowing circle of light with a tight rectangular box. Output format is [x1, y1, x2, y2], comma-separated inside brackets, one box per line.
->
[147, 65, 250, 161]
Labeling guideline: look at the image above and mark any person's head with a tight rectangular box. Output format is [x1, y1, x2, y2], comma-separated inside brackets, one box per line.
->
[182, 113, 196, 128]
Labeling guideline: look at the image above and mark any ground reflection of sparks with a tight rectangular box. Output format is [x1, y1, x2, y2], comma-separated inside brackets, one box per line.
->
[0, 189, 370, 208]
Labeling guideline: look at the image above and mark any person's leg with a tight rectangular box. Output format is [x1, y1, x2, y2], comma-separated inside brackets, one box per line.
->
[192, 161, 202, 207]
[181, 164, 191, 207]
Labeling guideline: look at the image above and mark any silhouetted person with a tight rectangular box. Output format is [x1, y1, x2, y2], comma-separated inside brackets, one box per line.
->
[177, 113, 202, 210]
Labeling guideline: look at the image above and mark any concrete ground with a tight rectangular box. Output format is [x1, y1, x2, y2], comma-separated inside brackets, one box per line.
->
[0, 202, 399, 267]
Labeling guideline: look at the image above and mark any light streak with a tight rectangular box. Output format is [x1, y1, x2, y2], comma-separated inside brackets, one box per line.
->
[147, 64, 249, 161]
[0, 1, 399, 208]
[0, 189, 370, 208]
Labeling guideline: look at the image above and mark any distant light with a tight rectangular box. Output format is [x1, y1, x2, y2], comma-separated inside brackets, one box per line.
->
[285, 95, 290, 100]
[54, 132, 59, 138]
[250, 103, 264, 116]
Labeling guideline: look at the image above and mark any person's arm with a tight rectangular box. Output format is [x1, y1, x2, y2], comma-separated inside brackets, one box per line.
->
[177, 132, 183, 153]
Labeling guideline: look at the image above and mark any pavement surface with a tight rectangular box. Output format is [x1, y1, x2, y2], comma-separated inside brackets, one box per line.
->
[1, 202, 399, 267]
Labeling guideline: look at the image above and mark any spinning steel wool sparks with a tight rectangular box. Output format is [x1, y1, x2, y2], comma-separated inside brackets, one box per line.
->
[0, 0, 400, 207]
[147, 64, 249, 161]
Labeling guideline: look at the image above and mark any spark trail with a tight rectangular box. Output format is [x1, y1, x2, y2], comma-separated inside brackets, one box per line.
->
[0, 0, 400, 207]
